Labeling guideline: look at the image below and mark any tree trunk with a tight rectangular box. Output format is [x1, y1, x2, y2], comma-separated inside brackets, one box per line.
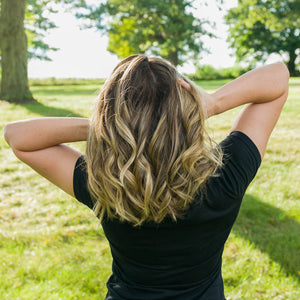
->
[168, 51, 179, 67]
[0, 0, 33, 102]
[287, 48, 297, 77]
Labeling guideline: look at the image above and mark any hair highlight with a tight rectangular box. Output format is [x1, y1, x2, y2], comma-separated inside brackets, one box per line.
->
[86, 55, 222, 226]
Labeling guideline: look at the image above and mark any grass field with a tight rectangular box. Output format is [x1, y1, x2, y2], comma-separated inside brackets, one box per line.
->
[0, 78, 299, 300]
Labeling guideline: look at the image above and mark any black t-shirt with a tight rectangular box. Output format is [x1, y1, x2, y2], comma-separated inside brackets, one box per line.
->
[73, 131, 261, 300]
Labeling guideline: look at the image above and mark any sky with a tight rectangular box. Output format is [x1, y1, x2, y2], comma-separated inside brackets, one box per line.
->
[28, 1, 239, 79]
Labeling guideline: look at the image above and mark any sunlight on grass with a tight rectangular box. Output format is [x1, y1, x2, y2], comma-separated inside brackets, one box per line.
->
[0, 78, 299, 299]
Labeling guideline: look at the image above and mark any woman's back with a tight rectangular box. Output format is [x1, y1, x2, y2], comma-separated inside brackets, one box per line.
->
[74, 131, 261, 299]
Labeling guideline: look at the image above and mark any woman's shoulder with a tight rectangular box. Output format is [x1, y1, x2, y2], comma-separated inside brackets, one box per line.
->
[203, 131, 261, 209]
[73, 155, 94, 209]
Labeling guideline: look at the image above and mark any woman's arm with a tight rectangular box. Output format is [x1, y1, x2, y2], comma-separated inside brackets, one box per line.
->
[4, 117, 89, 150]
[180, 62, 289, 159]
[209, 62, 289, 117]
[210, 62, 289, 159]
[4, 117, 90, 197]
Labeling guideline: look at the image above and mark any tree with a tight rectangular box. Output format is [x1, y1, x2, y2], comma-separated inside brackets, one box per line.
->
[77, 0, 215, 66]
[0, 0, 59, 102]
[0, 0, 85, 103]
[0, 0, 33, 102]
[225, 0, 300, 76]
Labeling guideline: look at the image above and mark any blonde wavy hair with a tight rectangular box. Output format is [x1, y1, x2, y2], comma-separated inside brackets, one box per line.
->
[86, 54, 222, 226]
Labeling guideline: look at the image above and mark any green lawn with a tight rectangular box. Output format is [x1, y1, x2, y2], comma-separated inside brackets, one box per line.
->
[0, 78, 299, 299]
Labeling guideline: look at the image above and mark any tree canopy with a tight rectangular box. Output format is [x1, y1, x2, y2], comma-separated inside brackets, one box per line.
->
[225, 0, 300, 75]
[25, 0, 59, 61]
[0, 1, 59, 62]
[77, 0, 216, 66]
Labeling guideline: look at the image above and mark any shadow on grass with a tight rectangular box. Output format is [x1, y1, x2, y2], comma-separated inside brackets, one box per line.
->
[233, 194, 300, 282]
[18, 100, 84, 118]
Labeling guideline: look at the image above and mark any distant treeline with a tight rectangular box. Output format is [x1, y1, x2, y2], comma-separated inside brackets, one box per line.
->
[29, 78, 106, 86]
[187, 65, 253, 81]
[27, 65, 254, 86]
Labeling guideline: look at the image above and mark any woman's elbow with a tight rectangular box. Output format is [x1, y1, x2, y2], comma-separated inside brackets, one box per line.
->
[279, 62, 290, 87]
[4, 125, 26, 161]
[4, 122, 21, 150]
[283, 64, 290, 98]
[275, 62, 290, 97]
[4, 123, 13, 146]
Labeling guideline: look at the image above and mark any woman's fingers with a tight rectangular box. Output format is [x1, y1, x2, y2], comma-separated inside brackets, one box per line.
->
[177, 77, 192, 92]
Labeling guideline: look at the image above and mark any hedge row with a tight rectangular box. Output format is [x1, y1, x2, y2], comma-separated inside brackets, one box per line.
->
[187, 64, 253, 81]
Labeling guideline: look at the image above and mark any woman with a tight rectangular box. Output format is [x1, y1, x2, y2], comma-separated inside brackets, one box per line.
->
[4, 55, 289, 299]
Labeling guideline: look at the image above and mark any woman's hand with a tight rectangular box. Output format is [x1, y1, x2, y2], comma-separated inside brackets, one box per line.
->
[177, 77, 215, 118]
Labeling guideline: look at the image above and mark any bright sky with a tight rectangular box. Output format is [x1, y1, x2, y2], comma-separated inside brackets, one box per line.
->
[28, 1, 238, 79]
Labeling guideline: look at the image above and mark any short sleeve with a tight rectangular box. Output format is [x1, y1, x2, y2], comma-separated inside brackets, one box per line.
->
[206, 131, 261, 208]
[73, 156, 94, 209]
